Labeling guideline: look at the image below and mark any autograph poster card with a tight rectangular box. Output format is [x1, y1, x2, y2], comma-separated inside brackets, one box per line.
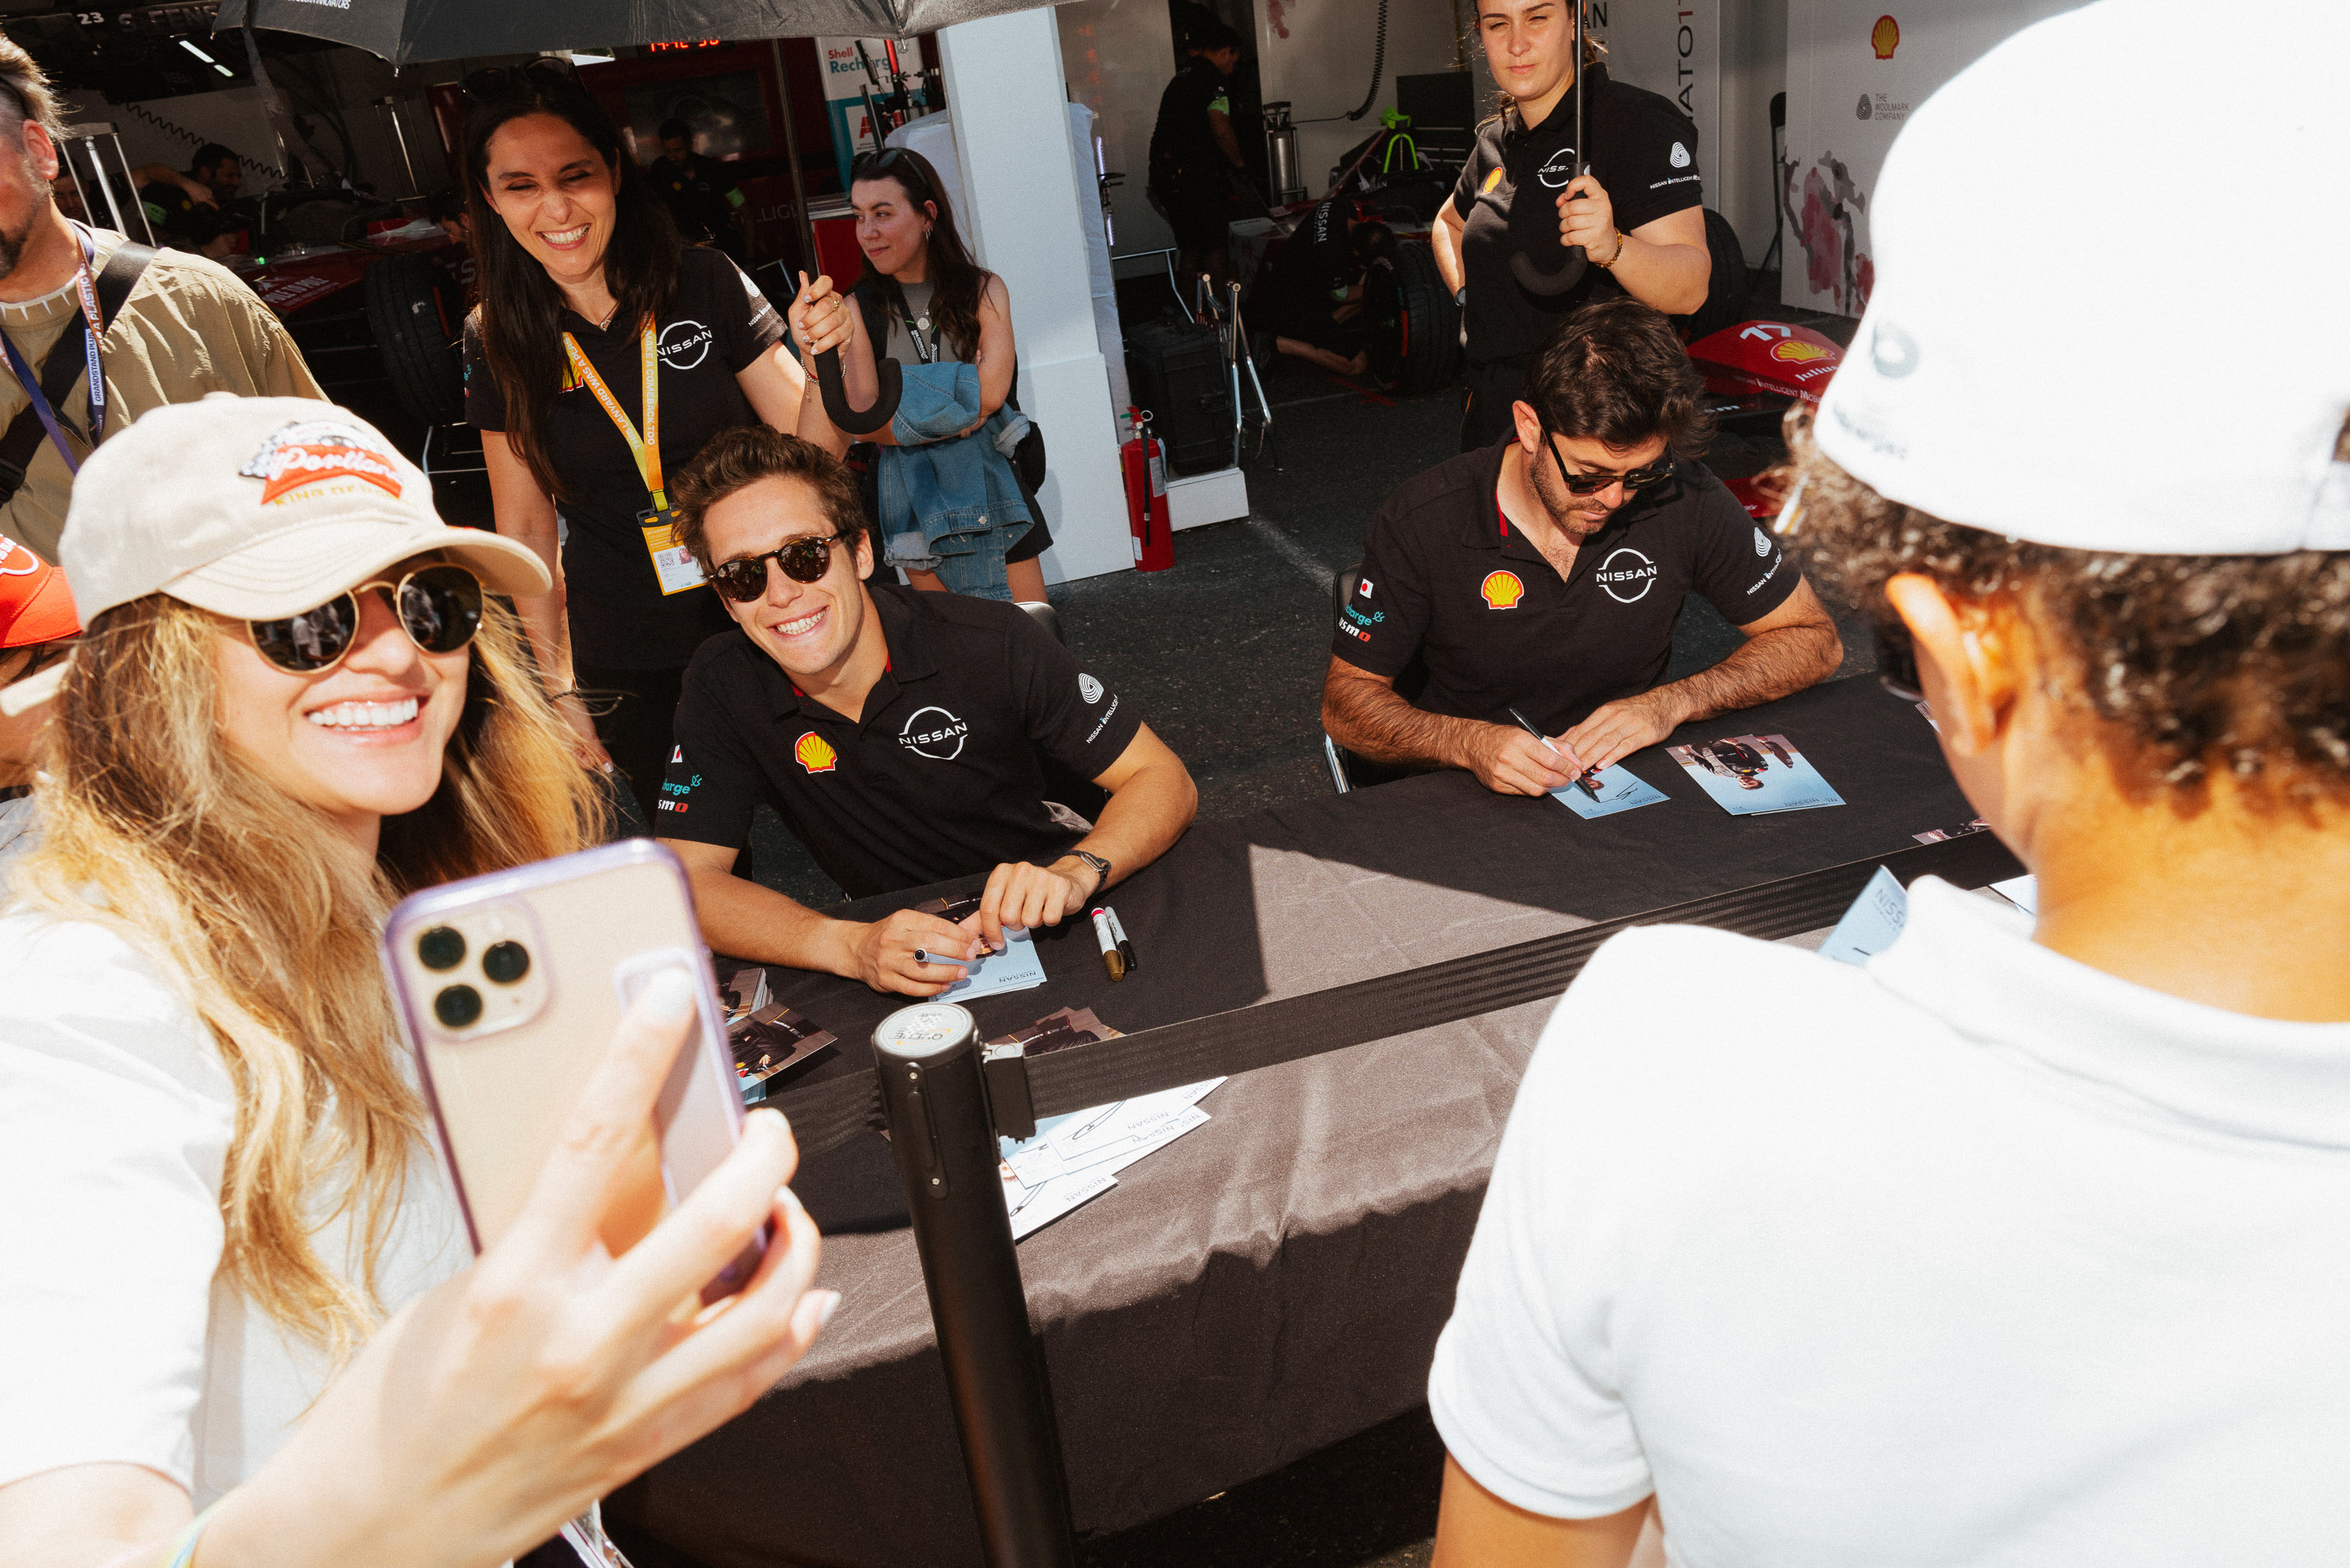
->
[1549, 763, 1670, 819]
[1668, 733, 1846, 816]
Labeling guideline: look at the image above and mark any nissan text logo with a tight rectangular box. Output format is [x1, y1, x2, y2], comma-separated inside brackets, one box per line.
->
[898, 705, 970, 760]
[659, 319, 715, 370]
[1596, 547, 1658, 603]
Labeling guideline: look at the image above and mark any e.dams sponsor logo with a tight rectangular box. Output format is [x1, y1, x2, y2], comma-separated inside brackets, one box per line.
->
[1596, 547, 1659, 604]
[794, 732, 838, 774]
[1480, 569, 1525, 609]
[898, 705, 970, 761]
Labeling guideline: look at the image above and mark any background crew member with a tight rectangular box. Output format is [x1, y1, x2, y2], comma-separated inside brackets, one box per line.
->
[647, 117, 748, 261]
[462, 64, 851, 831]
[1437, 0, 1712, 451]
[1260, 197, 1396, 378]
[808, 146, 1053, 603]
[0, 396, 830, 1568]
[1322, 300, 1839, 795]
[0, 42, 324, 565]
[1430, 10, 2350, 1557]
[136, 143, 247, 258]
[1148, 21, 1249, 297]
[653, 428, 1198, 996]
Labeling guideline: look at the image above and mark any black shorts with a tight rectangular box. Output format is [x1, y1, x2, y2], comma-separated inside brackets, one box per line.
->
[1272, 301, 1367, 359]
[1162, 173, 1234, 252]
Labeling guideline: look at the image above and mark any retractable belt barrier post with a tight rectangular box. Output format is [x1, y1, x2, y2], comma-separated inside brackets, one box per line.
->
[872, 1004, 1079, 1568]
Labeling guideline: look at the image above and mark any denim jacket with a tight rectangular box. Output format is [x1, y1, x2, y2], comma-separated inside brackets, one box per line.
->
[874, 361, 1033, 601]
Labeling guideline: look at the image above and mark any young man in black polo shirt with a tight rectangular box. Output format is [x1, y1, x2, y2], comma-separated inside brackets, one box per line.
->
[1321, 298, 1842, 796]
[655, 428, 1198, 996]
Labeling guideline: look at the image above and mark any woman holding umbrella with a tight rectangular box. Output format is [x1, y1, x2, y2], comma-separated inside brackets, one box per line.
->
[462, 63, 855, 829]
[1434, 0, 1716, 451]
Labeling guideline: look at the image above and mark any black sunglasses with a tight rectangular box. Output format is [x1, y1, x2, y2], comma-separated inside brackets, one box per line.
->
[461, 57, 581, 102]
[1542, 429, 1676, 496]
[850, 146, 931, 197]
[1872, 612, 1926, 703]
[708, 534, 851, 602]
[248, 564, 485, 674]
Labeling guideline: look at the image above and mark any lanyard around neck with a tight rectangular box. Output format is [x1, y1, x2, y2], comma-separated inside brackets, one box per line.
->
[562, 320, 664, 510]
[0, 234, 111, 477]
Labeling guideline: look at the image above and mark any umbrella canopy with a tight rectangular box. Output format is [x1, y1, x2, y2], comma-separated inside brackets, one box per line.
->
[213, 0, 1065, 64]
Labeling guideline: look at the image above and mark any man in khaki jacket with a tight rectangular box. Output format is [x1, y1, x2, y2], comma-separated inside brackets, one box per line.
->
[0, 40, 323, 562]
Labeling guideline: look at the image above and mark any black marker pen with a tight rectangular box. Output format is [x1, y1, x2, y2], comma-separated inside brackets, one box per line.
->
[1103, 905, 1139, 972]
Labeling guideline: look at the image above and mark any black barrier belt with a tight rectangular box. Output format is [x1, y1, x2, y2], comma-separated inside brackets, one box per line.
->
[773, 830, 2021, 1158]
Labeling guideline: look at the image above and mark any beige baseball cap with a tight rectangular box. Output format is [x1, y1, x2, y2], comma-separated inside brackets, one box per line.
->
[1, 394, 548, 715]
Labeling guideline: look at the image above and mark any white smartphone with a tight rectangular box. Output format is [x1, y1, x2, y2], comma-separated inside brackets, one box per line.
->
[383, 838, 764, 1302]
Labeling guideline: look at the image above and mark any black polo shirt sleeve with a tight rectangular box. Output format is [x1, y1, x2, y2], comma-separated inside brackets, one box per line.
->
[460, 313, 506, 432]
[1449, 121, 1501, 225]
[1330, 493, 1434, 680]
[1010, 618, 1144, 779]
[1607, 96, 1703, 233]
[656, 660, 768, 851]
[1687, 475, 1799, 627]
[712, 254, 786, 374]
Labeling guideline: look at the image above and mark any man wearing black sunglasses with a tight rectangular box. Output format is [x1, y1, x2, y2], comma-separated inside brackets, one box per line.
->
[653, 428, 1198, 997]
[1322, 298, 1841, 794]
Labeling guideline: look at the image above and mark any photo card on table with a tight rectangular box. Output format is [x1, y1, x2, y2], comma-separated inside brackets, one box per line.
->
[1668, 732, 1846, 816]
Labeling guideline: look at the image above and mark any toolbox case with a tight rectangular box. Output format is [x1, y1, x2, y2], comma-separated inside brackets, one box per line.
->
[1124, 316, 1233, 476]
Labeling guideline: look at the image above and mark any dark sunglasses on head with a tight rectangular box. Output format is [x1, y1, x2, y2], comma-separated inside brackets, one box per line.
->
[248, 564, 485, 674]
[850, 146, 931, 197]
[707, 534, 851, 602]
[1542, 429, 1676, 496]
[1872, 612, 1926, 704]
[461, 56, 581, 103]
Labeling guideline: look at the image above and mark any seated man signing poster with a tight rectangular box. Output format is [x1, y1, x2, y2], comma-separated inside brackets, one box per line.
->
[1321, 299, 1842, 794]
[654, 428, 1198, 996]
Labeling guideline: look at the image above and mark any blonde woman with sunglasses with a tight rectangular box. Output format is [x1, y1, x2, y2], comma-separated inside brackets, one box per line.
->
[0, 396, 831, 1568]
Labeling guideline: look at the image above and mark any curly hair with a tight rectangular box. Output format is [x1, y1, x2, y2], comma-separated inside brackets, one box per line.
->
[1524, 298, 1715, 459]
[1782, 408, 2350, 804]
[669, 425, 869, 569]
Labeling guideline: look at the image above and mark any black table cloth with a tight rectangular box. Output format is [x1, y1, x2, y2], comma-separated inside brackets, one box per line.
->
[609, 675, 1987, 1566]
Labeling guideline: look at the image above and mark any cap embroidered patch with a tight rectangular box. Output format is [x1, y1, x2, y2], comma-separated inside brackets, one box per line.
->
[240, 421, 403, 506]
[794, 732, 838, 774]
[1480, 569, 1525, 609]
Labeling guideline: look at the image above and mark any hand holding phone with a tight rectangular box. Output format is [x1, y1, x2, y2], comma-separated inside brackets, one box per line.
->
[193, 977, 836, 1568]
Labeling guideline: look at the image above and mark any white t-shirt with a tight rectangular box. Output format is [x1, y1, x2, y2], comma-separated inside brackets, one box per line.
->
[0, 910, 469, 1506]
[1430, 876, 2350, 1566]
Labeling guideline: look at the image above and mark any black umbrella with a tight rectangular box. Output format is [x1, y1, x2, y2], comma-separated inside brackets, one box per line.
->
[213, 0, 1062, 63]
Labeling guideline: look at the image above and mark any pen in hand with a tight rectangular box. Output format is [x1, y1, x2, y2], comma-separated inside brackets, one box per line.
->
[1506, 706, 1596, 794]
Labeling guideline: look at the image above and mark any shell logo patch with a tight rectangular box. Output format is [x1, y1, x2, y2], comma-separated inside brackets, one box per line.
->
[1770, 339, 1834, 364]
[1480, 570, 1525, 609]
[240, 420, 403, 505]
[1480, 166, 1505, 194]
[794, 732, 838, 774]
[1871, 13, 1900, 57]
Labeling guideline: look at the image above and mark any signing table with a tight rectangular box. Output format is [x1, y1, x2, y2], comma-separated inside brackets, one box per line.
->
[608, 674, 2005, 1567]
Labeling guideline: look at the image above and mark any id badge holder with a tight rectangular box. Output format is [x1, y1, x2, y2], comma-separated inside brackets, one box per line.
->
[640, 508, 708, 595]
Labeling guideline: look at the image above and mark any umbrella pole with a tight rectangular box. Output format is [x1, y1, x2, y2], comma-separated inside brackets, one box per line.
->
[771, 39, 821, 284]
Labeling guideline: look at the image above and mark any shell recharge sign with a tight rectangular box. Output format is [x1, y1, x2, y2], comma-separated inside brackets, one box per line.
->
[1782, 0, 2077, 316]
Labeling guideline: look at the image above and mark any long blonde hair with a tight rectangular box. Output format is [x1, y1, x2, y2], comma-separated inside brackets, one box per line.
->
[13, 591, 605, 1360]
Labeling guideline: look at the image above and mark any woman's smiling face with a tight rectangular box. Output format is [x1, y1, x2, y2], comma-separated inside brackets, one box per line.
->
[482, 112, 620, 295]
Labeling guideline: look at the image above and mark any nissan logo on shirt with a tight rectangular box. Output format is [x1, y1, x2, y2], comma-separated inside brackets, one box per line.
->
[1537, 147, 1580, 189]
[899, 705, 970, 761]
[659, 320, 715, 370]
[1596, 547, 1659, 603]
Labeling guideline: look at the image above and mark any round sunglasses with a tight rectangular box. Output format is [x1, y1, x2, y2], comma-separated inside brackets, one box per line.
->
[707, 533, 851, 603]
[247, 564, 485, 674]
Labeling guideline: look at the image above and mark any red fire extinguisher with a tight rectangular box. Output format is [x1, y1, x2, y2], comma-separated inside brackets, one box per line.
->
[1119, 406, 1174, 573]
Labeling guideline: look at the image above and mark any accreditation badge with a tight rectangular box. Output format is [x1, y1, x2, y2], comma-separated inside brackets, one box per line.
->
[639, 508, 708, 595]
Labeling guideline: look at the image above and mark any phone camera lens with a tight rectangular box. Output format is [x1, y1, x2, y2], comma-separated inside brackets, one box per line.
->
[418, 926, 467, 971]
[481, 941, 530, 985]
[433, 985, 483, 1029]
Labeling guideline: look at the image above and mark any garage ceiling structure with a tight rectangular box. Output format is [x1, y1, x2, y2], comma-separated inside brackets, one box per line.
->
[211, 0, 1068, 62]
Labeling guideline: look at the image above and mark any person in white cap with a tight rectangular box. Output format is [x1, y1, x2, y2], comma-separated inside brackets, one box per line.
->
[1426, 1, 2350, 1562]
[0, 396, 834, 1568]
